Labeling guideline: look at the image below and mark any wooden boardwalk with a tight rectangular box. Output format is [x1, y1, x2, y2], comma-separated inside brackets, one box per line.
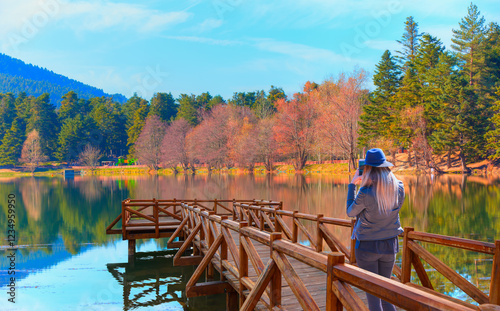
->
[107, 199, 500, 311]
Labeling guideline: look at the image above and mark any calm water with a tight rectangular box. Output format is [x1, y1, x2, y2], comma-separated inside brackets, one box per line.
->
[1, 173, 499, 310]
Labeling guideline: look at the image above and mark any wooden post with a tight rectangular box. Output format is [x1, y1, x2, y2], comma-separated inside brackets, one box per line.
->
[327, 253, 344, 311]
[121, 200, 127, 240]
[274, 209, 282, 233]
[239, 221, 248, 308]
[128, 239, 136, 265]
[232, 199, 236, 220]
[207, 211, 215, 280]
[292, 211, 299, 243]
[214, 198, 217, 214]
[316, 214, 324, 252]
[490, 240, 500, 304]
[154, 198, 159, 238]
[226, 290, 238, 311]
[220, 216, 228, 282]
[350, 219, 356, 264]
[401, 227, 415, 283]
[270, 232, 282, 308]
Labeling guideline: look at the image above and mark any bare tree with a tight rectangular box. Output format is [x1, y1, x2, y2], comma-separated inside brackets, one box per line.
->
[135, 115, 167, 170]
[161, 119, 192, 173]
[20, 130, 48, 173]
[316, 69, 368, 171]
[79, 144, 103, 172]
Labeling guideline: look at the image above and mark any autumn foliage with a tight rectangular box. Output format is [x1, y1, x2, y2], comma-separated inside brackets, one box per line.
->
[133, 69, 369, 172]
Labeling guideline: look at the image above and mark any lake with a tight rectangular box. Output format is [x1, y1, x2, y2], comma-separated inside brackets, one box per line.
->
[1, 173, 499, 310]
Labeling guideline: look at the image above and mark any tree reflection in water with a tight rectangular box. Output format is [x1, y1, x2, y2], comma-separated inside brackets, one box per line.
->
[1, 173, 500, 305]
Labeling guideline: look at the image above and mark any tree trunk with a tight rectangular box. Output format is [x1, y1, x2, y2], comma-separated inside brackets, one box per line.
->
[459, 148, 469, 174]
[447, 148, 452, 169]
[407, 148, 412, 167]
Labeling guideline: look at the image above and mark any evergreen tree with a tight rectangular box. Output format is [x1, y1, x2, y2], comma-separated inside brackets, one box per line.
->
[122, 94, 148, 131]
[148, 92, 177, 122]
[90, 98, 127, 157]
[126, 102, 149, 156]
[486, 88, 500, 160]
[452, 3, 486, 87]
[56, 116, 85, 162]
[206, 95, 225, 110]
[26, 93, 59, 158]
[57, 91, 79, 121]
[396, 16, 422, 67]
[0, 118, 26, 165]
[359, 50, 401, 146]
[0, 93, 16, 142]
[176, 94, 199, 125]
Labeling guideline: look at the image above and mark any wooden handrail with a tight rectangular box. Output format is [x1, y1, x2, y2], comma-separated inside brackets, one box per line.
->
[408, 231, 496, 254]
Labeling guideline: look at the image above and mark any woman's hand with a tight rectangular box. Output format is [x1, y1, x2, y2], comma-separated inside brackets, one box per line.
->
[351, 169, 362, 185]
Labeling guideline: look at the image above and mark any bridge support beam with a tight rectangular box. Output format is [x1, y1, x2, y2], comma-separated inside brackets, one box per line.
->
[128, 239, 136, 265]
[226, 290, 238, 311]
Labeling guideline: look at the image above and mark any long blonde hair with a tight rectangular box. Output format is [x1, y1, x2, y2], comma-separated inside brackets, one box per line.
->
[360, 166, 399, 214]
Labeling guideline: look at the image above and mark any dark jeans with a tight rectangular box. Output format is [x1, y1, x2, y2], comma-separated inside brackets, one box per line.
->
[355, 248, 397, 311]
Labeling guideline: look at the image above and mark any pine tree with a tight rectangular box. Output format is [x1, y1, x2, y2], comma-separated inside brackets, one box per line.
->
[148, 92, 177, 122]
[122, 94, 148, 131]
[26, 93, 59, 158]
[176, 94, 199, 125]
[0, 118, 26, 165]
[359, 50, 401, 146]
[396, 16, 422, 68]
[0, 93, 16, 142]
[485, 88, 500, 160]
[452, 3, 486, 87]
[126, 102, 149, 156]
[56, 116, 85, 162]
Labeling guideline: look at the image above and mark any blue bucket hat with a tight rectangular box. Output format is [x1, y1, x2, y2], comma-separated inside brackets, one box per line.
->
[364, 148, 393, 167]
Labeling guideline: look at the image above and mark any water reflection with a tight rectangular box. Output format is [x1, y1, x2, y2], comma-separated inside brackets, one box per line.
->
[0, 174, 499, 308]
[107, 250, 225, 311]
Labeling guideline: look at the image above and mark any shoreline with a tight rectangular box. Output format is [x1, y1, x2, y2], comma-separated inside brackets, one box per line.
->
[0, 161, 497, 178]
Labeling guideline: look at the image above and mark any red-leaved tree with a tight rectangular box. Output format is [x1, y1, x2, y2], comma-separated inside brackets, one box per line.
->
[274, 83, 318, 171]
[135, 115, 166, 170]
[161, 119, 192, 173]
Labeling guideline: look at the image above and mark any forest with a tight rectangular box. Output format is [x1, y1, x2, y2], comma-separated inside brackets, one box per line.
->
[0, 3, 499, 174]
[0, 53, 126, 106]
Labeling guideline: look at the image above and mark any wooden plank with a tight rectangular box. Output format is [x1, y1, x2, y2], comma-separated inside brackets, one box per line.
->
[405, 283, 477, 310]
[331, 279, 369, 311]
[174, 255, 203, 266]
[490, 240, 500, 304]
[185, 234, 224, 293]
[293, 219, 316, 249]
[222, 226, 240, 270]
[261, 211, 276, 232]
[241, 236, 265, 275]
[167, 217, 188, 248]
[408, 240, 489, 304]
[273, 250, 321, 311]
[275, 215, 292, 240]
[240, 259, 277, 311]
[273, 240, 327, 272]
[319, 223, 350, 260]
[401, 227, 414, 283]
[409, 231, 496, 254]
[333, 264, 476, 311]
[411, 253, 433, 290]
[186, 281, 233, 297]
[173, 221, 201, 265]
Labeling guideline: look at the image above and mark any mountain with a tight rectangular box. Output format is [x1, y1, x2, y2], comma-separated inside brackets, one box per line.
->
[0, 53, 127, 107]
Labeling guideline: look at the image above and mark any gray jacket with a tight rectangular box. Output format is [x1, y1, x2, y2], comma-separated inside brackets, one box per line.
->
[346, 181, 404, 241]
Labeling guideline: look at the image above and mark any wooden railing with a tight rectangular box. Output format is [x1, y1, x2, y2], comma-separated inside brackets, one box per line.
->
[170, 203, 482, 310]
[402, 227, 500, 307]
[108, 198, 500, 310]
[233, 202, 357, 264]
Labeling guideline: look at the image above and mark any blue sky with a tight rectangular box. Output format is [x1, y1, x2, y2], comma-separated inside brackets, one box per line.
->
[0, 0, 499, 100]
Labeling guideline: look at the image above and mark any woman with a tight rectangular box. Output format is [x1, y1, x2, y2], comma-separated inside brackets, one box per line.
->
[346, 148, 405, 311]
